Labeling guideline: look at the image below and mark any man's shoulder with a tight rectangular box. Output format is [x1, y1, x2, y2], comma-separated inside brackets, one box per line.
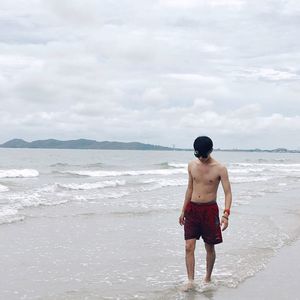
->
[187, 159, 198, 171]
[212, 159, 227, 170]
[188, 159, 198, 167]
[215, 162, 229, 176]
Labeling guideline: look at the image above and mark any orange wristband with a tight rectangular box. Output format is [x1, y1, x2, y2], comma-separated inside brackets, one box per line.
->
[223, 209, 230, 216]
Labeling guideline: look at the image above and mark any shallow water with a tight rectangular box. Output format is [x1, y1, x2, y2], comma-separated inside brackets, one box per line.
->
[0, 149, 300, 299]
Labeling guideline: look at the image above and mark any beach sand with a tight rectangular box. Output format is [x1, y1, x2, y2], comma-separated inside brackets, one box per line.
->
[2, 201, 300, 300]
[212, 238, 300, 300]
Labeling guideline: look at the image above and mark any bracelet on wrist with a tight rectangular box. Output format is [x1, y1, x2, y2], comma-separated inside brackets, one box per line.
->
[223, 208, 230, 216]
[222, 215, 229, 220]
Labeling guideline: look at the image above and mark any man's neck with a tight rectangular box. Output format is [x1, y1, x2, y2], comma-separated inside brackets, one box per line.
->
[198, 156, 213, 164]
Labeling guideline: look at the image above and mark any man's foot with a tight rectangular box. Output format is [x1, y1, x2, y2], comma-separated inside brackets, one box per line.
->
[204, 276, 211, 284]
[181, 280, 195, 292]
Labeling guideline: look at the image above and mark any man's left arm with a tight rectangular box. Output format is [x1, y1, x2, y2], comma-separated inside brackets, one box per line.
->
[220, 166, 232, 231]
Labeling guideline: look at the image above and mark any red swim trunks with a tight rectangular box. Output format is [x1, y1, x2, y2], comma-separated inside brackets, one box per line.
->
[184, 200, 223, 244]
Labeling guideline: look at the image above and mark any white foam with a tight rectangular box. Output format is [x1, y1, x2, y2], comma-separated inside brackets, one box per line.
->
[0, 184, 9, 192]
[9, 192, 69, 209]
[141, 178, 187, 187]
[232, 162, 300, 168]
[0, 169, 39, 178]
[230, 164, 300, 179]
[0, 191, 69, 225]
[74, 190, 130, 202]
[57, 180, 126, 190]
[1, 182, 130, 219]
[0, 207, 24, 224]
[62, 168, 187, 177]
[167, 163, 187, 168]
[231, 176, 272, 183]
[229, 168, 265, 174]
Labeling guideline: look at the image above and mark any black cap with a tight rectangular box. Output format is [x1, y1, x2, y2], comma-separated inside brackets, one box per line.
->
[193, 136, 213, 158]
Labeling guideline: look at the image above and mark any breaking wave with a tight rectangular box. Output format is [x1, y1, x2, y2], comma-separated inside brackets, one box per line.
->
[0, 169, 39, 178]
[0, 184, 9, 192]
[57, 180, 126, 190]
[60, 168, 187, 177]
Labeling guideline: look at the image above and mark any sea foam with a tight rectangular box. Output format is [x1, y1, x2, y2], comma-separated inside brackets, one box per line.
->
[231, 176, 272, 183]
[61, 168, 187, 177]
[57, 180, 126, 190]
[141, 178, 187, 187]
[167, 163, 187, 168]
[0, 169, 39, 178]
[0, 207, 25, 224]
[0, 184, 9, 192]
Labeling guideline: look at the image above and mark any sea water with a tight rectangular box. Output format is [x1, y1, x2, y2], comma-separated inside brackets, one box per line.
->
[0, 149, 300, 299]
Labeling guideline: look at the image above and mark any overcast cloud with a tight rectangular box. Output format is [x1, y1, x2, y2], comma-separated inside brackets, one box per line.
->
[0, 0, 299, 149]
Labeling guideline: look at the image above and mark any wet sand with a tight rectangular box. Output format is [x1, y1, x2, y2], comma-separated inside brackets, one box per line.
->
[3, 204, 300, 300]
[212, 237, 300, 300]
[1, 186, 300, 299]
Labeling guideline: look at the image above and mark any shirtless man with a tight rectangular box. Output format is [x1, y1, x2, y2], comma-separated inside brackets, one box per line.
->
[179, 136, 232, 290]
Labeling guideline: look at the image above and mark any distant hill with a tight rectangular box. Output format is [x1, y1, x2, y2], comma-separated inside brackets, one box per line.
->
[0, 139, 299, 153]
[0, 138, 181, 151]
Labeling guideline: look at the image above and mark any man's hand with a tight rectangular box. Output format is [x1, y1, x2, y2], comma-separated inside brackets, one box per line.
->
[221, 216, 229, 231]
[179, 212, 185, 226]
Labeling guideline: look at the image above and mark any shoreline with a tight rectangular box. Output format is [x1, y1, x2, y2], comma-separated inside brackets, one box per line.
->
[1, 197, 300, 299]
[212, 237, 300, 299]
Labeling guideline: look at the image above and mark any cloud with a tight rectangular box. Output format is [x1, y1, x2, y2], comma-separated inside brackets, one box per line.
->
[159, 0, 245, 8]
[164, 73, 222, 84]
[0, 0, 299, 149]
[236, 68, 300, 81]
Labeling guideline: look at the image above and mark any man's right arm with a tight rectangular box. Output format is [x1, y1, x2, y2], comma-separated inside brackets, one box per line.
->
[179, 163, 193, 226]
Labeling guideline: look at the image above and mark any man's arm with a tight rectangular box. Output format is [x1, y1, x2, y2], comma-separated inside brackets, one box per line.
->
[220, 166, 232, 231]
[179, 163, 193, 226]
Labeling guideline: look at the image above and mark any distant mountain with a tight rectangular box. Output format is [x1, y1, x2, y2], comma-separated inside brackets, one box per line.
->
[1, 139, 299, 153]
[0, 138, 180, 151]
[2, 139, 29, 148]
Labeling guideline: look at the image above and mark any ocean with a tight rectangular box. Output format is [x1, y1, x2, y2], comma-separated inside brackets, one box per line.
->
[1, 148, 300, 299]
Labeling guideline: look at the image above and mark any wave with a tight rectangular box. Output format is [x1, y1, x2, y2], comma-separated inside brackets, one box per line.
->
[231, 162, 300, 167]
[0, 169, 39, 178]
[157, 162, 171, 168]
[0, 184, 9, 192]
[141, 178, 187, 187]
[157, 162, 187, 169]
[229, 168, 266, 174]
[246, 158, 293, 163]
[86, 162, 105, 168]
[0, 182, 132, 225]
[229, 163, 300, 177]
[57, 180, 126, 190]
[0, 207, 25, 225]
[50, 162, 104, 168]
[168, 162, 187, 168]
[50, 162, 70, 167]
[231, 176, 272, 183]
[0, 175, 188, 225]
[60, 168, 187, 177]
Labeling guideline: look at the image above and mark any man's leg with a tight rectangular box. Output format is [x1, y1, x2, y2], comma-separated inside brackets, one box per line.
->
[204, 243, 216, 283]
[185, 239, 196, 283]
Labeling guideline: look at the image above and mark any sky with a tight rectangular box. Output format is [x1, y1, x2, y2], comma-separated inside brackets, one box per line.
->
[0, 0, 299, 149]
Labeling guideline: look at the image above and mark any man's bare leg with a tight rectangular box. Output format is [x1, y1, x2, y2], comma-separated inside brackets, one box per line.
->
[204, 243, 215, 283]
[183, 239, 196, 290]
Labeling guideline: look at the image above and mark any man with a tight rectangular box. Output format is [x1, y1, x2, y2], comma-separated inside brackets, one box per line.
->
[179, 136, 232, 290]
